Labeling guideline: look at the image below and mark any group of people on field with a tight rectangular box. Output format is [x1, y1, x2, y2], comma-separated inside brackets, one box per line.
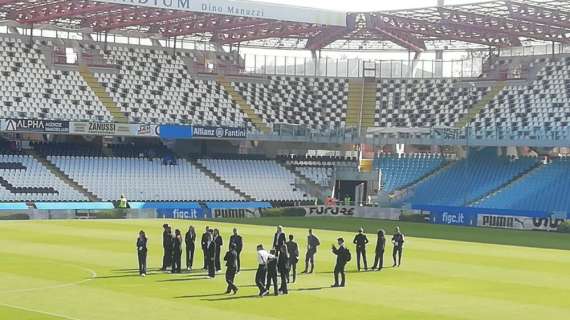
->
[135, 224, 405, 296]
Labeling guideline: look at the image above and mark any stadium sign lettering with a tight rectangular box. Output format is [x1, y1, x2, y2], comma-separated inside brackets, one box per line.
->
[192, 126, 247, 139]
[441, 212, 465, 225]
[305, 206, 355, 217]
[96, 0, 347, 26]
[213, 208, 260, 219]
[89, 122, 116, 134]
[477, 213, 567, 231]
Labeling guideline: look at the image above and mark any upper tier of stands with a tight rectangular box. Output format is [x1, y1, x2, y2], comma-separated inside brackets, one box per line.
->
[0, 37, 111, 121]
[232, 77, 348, 130]
[375, 79, 490, 128]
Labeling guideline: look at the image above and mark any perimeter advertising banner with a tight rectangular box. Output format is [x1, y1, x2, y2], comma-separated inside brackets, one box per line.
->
[1, 118, 69, 133]
[96, 0, 347, 26]
[477, 213, 567, 232]
[69, 122, 159, 137]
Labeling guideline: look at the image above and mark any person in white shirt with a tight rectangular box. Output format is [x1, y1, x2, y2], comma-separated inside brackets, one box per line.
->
[255, 244, 275, 296]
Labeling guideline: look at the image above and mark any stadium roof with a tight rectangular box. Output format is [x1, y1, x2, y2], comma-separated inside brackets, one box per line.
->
[0, 0, 569, 51]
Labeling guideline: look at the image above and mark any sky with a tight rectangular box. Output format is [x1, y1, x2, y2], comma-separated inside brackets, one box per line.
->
[249, 0, 490, 12]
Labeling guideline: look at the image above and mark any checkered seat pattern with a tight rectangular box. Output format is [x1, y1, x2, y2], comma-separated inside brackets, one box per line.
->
[233, 76, 348, 129]
[374, 79, 490, 128]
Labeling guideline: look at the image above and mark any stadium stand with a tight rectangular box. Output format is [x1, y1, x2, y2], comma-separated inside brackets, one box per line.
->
[0, 152, 87, 201]
[232, 76, 348, 130]
[477, 158, 570, 212]
[471, 56, 570, 138]
[404, 148, 540, 206]
[0, 37, 112, 121]
[375, 79, 490, 128]
[375, 153, 447, 193]
[47, 156, 243, 202]
[197, 158, 314, 202]
[94, 44, 252, 128]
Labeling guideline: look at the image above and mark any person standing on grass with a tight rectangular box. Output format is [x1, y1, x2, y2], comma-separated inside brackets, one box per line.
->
[136, 230, 147, 277]
[185, 226, 196, 271]
[201, 226, 210, 270]
[372, 229, 386, 271]
[278, 245, 290, 294]
[353, 227, 369, 271]
[273, 226, 286, 256]
[392, 226, 405, 267]
[229, 228, 243, 273]
[213, 229, 223, 272]
[206, 232, 216, 278]
[303, 229, 320, 274]
[265, 249, 279, 296]
[161, 224, 172, 271]
[223, 243, 239, 295]
[286, 234, 299, 283]
[255, 244, 275, 297]
[171, 229, 183, 274]
[331, 237, 351, 288]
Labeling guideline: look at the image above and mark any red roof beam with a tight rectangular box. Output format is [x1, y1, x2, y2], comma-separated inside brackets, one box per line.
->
[214, 23, 320, 45]
[90, 10, 198, 32]
[305, 26, 348, 50]
[162, 17, 267, 37]
[438, 7, 570, 43]
[10, 1, 122, 24]
[507, 1, 570, 29]
[0, 0, 23, 6]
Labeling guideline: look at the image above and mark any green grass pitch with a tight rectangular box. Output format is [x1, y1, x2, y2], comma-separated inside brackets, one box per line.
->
[0, 217, 569, 320]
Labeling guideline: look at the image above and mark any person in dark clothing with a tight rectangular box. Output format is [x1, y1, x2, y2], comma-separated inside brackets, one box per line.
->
[277, 245, 290, 294]
[285, 234, 299, 283]
[353, 227, 369, 271]
[171, 229, 183, 273]
[372, 229, 386, 271]
[136, 230, 147, 276]
[303, 229, 320, 273]
[332, 237, 350, 288]
[200, 226, 210, 270]
[266, 249, 279, 296]
[229, 228, 243, 272]
[224, 243, 239, 295]
[256, 244, 275, 297]
[161, 224, 172, 271]
[185, 226, 196, 271]
[392, 226, 405, 267]
[213, 229, 223, 272]
[205, 232, 216, 278]
[273, 226, 286, 256]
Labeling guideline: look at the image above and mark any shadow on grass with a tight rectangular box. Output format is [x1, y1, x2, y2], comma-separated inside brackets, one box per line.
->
[202, 294, 260, 301]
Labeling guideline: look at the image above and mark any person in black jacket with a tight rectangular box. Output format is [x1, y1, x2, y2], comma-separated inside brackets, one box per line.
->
[353, 227, 369, 271]
[372, 229, 386, 271]
[273, 226, 286, 256]
[136, 230, 147, 277]
[171, 229, 183, 273]
[303, 229, 320, 273]
[213, 228, 223, 272]
[392, 226, 405, 267]
[265, 249, 279, 295]
[332, 238, 350, 288]
[229, 228, 243, 272]
[200, 226, 210, 270]
[205, 232, 216, 278]
[185, 226, 196, 271]
[161, 224, 172, 271]
[285, 234, 299, 283]
[277, 245, 290, 294]
[224, 243, 239, 294]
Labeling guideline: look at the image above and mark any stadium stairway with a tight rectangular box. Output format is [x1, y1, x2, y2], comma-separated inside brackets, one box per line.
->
[346, 79, 376, 132]
[469, 160, 543, 207]
[25, 149, 101, 202]
[276, 161, 330, 201]
[454, 81, 507, 128]
[217, 76, 271, 134]
[79, 65, 129, 123]
[189, 159, 254, 201]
